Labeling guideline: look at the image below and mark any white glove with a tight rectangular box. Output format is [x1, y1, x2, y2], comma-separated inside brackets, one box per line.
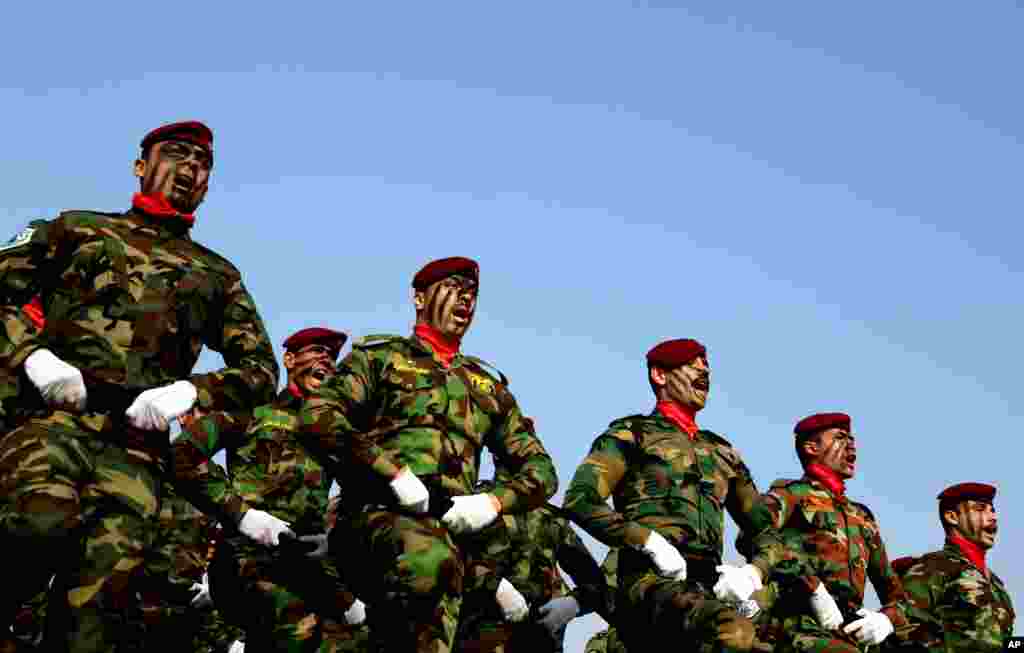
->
[735, 599, 761, 620]
[495, 578, 530, 623]
[842, 607, 894, 645]
[189, 572, 213, 609]
[390, 467, 429, 514]
[442, 493, 500, 534]
[238, 509, 294, 547]
[344, 598, 367, 626]
[297, 533, 329, 559]
[536, 595, 580, 634]
[640, 531, 687, 581]
[809, 583, 843, 630]
[24, 349, 87, 411]
[125, 380, 198, 431]
[227, 640, 245, 653]
[713, 563, 763, 603]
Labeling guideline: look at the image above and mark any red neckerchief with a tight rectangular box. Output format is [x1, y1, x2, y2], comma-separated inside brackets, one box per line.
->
[414, 323, 460, 368]
[287, 382, 304, 400]
[22, 295, 45, 331]
[656, 400, 699, 440]
[806, 463, 846, 501]
[948, 532, 987, 575]
[132, 192, 195, 226]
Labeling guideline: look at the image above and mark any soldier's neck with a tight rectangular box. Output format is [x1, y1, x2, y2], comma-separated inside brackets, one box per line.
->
[805, 463, 846, 498]
[414, 322, 460, 368]
[948, 532, 988, 575]
[655, 400, 699, 440]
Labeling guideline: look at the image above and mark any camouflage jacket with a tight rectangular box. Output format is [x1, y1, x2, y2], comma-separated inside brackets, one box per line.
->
[563, 413, 786, 582]
[298, 333, 557, 515]
[173, 389, 334, 531]
[762, 476, 910, 629]
[0, 211, 278, 424]
[895, 542, 1015, 651]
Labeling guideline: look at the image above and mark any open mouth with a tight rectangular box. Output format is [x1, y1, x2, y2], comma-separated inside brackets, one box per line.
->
[693, 378, 709, 391]
[983, 525, 998, 537]
[452, 306, 471, 322]
[172, 174, 194, 194]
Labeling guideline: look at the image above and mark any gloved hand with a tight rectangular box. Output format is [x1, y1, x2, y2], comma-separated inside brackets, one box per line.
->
[809, 583, 843, 630]
[442, 493, 501, 534]
[842, 608, 894, 645]
[390, 467, 429, 514]
[296, 533, 329, 559]
[238, 509, 294, 547]
[227, 640, 245, 653]
[344, 598, 367, 626]
[713, 563, 763, 602]
[495, 578, 530, 623]
[640, 531, 687, 581]
[735, 599, 761, 620]
[24, 349, 87, 411]
[126, 380, 198, 431]
[536, 596, 580, 635]
[189, 572, 213, 609]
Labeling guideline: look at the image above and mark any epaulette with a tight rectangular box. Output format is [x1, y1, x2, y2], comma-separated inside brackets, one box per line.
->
[353, 334, 406, 349]
[769, 478, 805, 491]
[606, 414, 649, 446]
[462, 354, 508, 386]
[851, 500, 876, 522]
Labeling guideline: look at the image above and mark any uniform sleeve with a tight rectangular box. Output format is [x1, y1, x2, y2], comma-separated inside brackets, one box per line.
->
[895, 560, 944, 649]
[563, 429, 652, 550]
[554, 518, 612, 621]
[758, 486, 822, 594]
[865, 517, 910, 628]
[487, 401, 558, 514]
[189, 274, 279, 413]
[0, 220, 59, 371]
[299, 346, 401, 481]
[722, 455, 788, 580]
[170, 408, 255, 524]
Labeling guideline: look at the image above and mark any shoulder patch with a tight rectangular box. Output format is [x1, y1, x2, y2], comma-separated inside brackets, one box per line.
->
[0, 224, 39, 252]
[462, 354, 508, 386]
[354, 334, 405, 349]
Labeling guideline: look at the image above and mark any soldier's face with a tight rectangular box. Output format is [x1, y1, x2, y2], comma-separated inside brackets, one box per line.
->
[134, 140, 212, 213]
[415, 274, 478, 340]
[808, 428, 857, 479]
[284, 343, 337, 395]
[948, 500, 998, 550]
[654, 356, 711, 411]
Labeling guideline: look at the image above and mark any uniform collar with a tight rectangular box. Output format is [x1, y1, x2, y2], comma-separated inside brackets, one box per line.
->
[655, 400, 699, 440]
[411, 324, 462, 368]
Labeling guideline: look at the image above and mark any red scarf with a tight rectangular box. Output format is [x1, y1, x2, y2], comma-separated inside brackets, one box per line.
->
[806, 463, 846, 500]
[949, 532, 987, 575]
[22, 295, 45, 331]
[414, 323, 460, 368]
[132, 192, 195, 226]
[656, 400, 699, 440]
[287, 382, 304, 400]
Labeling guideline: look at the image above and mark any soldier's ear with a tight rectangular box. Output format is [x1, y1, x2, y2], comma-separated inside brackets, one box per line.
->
[133, 158, 146, 180]
[414, 290, 426, 311]
[801, 437, 820, 459]
[282, 350, 296, 372]
[649, 366, 667, 388]
[942, 507, 961, 530]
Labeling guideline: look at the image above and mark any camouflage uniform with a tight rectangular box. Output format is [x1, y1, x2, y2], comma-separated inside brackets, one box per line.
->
[455, 479, 609, 653]
[583, 549, 627, 653]
[0, 209, 278, 653]
[759, 476, 910, 652]
[882, 543, 1014, 652]
[298, 333, 558, 653]
[174, 389, 365, 653]
[563, 412, 787, 652]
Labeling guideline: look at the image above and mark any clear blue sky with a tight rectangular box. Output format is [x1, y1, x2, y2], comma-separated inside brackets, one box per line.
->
[4, 2, 1022, 648]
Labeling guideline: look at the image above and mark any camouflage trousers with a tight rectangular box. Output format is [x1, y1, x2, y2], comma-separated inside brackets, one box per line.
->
[453, 614, 565, 653]
[618, 573, 757, 653]
[137, 601, 244, 653]
[0, 411, 164, 653]
[210, 536, 371, 653]
[333, 509, 464, 653]
[583, 627, 627, 653]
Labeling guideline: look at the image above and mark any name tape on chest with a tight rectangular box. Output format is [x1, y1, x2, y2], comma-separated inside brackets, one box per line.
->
[0, 225, 36, 252]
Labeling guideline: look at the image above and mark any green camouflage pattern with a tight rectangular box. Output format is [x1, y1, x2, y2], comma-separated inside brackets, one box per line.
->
[563, 413, 783, 652]
[0, 212, 278, 416]
[888, 542, 1014, 652]
[583, 549, 628, 653]
[298, 333, 557, 516]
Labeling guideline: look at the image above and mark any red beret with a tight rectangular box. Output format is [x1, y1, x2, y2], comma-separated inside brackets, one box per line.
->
[646, 339, 706, 369]
[412, 257, 479, 290]
[794, 412, 850, 437]
[282, 327, 347, 356]
[890, 557, 917, 576]
[937, 482, 996, 506]
[140, 121, 213, 153]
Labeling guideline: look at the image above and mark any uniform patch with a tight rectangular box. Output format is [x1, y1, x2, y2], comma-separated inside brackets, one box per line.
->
[467, 372, 495, 394]
[0, 226, 36, 252]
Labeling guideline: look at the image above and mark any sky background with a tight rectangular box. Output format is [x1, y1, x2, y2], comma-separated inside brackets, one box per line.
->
[3, 1, 1022, 648]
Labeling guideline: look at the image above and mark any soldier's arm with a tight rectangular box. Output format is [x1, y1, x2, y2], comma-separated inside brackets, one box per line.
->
[865, 517, 911, 629]
[300, 347, 400, 481]
[554, 517, 613, 622]
[0, 220, 59, 371]
[563, 429, 650, 550]
[895, 559, 945, 649]
[170, 408, 256, 524]
[723, 457, 788, 580]
[487, 403, 558, 513]
[757, 486, 823, 594]
[190, 273, 279, 413]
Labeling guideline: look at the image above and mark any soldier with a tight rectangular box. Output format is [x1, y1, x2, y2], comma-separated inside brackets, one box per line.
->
[0, 121, 279, 653]
[297, 256, 559, 653]
[887, 483, 1014, 651]
[583, 550, 627, 653]
[756, 412, 909, 652]
[172, 326, 369, 653]
[454, 473, 610, 653]
[319, 495, 373, 653]
[563, 338, 787, 652]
